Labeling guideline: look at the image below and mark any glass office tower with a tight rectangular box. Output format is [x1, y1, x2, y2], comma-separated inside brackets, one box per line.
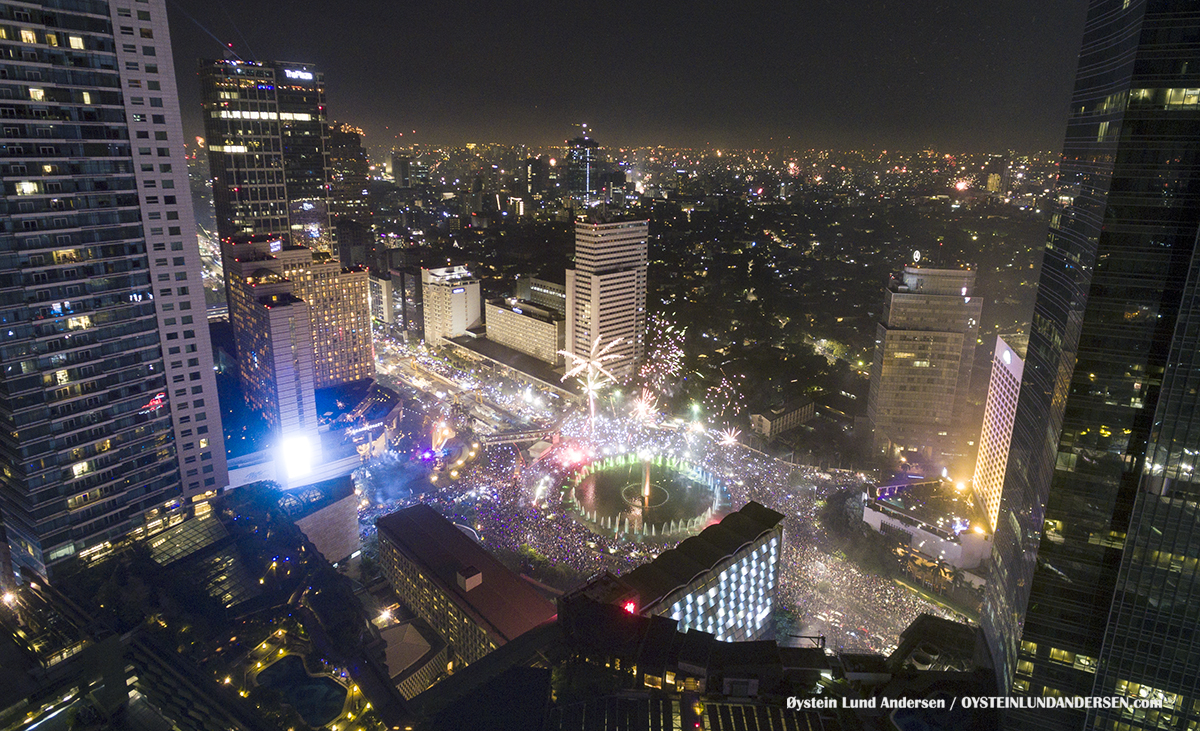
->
[199, 59, 332, 251]
[981, 1, 1200, 729]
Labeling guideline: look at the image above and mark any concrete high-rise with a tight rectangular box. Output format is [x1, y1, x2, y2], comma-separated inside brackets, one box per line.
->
[0, 0, 226, 580]
[199, 59, 332, 250]
[270, 245, 372, 388]
[972, 337, 1025, 532]
[222, 245, 317, 440]
[421, 266, 480, 345]
[866, 266, 981, 466]
[222, 237, 371, 409]
[981, 3, 1200, 729]
[565, 218, 648, 380]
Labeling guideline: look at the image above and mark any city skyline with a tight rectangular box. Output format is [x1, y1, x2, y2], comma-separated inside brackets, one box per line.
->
[166, 0, 1088, 152]
[6, 0, 1200, 728]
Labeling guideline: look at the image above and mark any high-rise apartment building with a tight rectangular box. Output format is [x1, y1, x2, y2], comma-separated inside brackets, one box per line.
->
[0, 0, 226, 580]
[199, 59, 332, 250]
[972, 337, 1024, 532]
[867, 266, 981, 465]
[565, 218, 648, 380]
[981, 3, 1200, 729]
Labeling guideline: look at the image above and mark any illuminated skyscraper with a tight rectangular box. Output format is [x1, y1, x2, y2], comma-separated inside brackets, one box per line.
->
[972, 337, 1025, 532]
[222, 236, 371, 420]
[565, 218, 648, 380]
[565, 134, 600, 201]
[981, 3, 1200, 728]
[199, 59, 332, 250]
[327, 123, 369, 220]
[866, 266, 981, 465]
[0, 0, 226, 579]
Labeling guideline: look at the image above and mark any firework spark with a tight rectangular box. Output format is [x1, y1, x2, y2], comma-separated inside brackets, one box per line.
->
[639, 315, 685, 395]
[631, 388, 658, 423]
[704, 371, 746, 419]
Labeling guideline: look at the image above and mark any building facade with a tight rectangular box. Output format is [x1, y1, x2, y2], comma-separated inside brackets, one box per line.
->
[223, 237, 370, 399]
[867, 266, 981, 464]
[749, 398, 815, 441]
[484, 298, 564, 365]
[981, 3, 1200, 729]
[368, 272, 394, 325]
[617, 502, 784, 643]
[565, 218, 648, 379]
[972, 337, 1024, 532]
[564, 135, 599, 201]
[395, 266, 424, 342]
[326, 123, 368, 221]
[376, 505, 556, 667]
[199, 59, 332, 250]
[221, 241, 318, 438]
[0, 0, 226, 579]
[515, 275, 566, 314]
[421, 266, 480, 344]
[270, 245, 371, 388]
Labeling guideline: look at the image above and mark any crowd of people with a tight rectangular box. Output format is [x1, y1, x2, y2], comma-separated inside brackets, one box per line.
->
[353, 378, 958, 655]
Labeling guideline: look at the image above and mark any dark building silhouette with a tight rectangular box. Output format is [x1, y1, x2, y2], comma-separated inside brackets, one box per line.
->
[565, 135, 600, 200]
[327, 124, 369, 220]
[982, 2, 1200, 729]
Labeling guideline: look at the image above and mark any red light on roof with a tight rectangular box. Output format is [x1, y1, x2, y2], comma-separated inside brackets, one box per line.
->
[623, 601, 636, 614]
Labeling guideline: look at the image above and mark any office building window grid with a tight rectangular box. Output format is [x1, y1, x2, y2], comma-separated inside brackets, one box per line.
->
[668, 536, 778, 642]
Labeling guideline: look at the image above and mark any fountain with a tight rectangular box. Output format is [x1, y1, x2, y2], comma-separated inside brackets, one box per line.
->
[562, 452, 725, 541]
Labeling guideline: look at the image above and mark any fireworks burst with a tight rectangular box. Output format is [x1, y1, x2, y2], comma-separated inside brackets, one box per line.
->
[704, 371, 746, 420]
[639, 315, 685, 395]
[716, 428, 741, 446]
[560, 336, 623, 432]
[631, 388, 658, 423]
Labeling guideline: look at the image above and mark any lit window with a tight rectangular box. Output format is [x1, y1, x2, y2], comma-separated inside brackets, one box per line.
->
[29, 88, 45, 101]
[82, 91, 91, 104]
[15, 181, 38, 195]
[69, 35, 84, 49]
[20, 29, 37, 44]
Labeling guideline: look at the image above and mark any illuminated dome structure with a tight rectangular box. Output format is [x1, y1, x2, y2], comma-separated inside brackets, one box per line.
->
[562, 452, 725, 540]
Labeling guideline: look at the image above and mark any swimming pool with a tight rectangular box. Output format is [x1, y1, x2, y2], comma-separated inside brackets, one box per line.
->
[255, 655, 347, 727]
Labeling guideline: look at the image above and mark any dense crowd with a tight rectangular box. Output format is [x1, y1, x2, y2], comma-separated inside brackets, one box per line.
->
[354, 383, 958, 655]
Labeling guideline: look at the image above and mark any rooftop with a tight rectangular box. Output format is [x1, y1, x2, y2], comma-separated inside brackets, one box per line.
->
[376, 504, 557, 644]
[446, 336, 579, 397]
[869, 479, 989, 539]
[257, 292, 305, 308]
[275, 475, 355, 521]
[619, 501, 784, 610]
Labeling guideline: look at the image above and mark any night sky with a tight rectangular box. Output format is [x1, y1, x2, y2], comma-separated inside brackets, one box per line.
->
[166, 0, 1087, 153]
